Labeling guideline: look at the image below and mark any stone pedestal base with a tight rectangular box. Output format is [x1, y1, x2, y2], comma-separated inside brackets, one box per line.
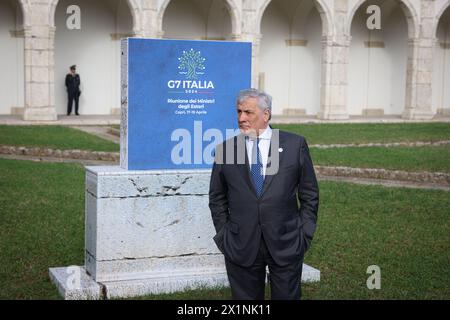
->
[282, 108, 307, 116]
[49, 166, 320, 299]
[362, 108, 384, 117]
[437, 108, 450, 116]
[49, 263, 320, 300]
[23, 107, 57, 121]
[317, 109, 349, 120]
[11, 107, 24, 116]
[402, 108, 434, 120]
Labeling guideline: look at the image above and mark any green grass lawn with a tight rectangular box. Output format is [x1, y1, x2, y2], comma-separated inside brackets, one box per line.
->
[273, 123, 450, 145]
[310, 145, 450, 173]
[1, 158, 448, 299]
[0, 125, 119, 152]
[0, 159, 85, 299]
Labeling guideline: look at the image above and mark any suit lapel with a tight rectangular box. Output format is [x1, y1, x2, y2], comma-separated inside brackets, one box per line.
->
[260, 130, 284, 198]
[234, 135, 257, 196]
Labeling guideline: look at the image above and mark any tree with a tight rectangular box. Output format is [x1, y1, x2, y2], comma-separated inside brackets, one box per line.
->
[178, 49, 206, 79]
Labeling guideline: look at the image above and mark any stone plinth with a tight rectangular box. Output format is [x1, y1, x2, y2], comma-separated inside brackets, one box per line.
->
[362, 109, 384, 117]
[49, 263, 320, 300]
[84, 166, 221, 282]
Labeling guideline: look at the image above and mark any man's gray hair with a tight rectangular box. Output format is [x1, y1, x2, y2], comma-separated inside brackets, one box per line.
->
[237, 88, 272, 120]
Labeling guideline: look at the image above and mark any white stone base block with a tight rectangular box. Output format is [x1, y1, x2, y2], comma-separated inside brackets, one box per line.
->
[362, 108, 384, 117]
[49, 263, 320, 300]
[402, 108, 434, 120]
[437, 108, 450, 116]
[23, 107, 57, 121]
[11, 107, 24, 116]
[111, 108, 121, 115]
[49, 166, 320, 299]
[317, 108, 349, 120]
[282, 108, 307, 116]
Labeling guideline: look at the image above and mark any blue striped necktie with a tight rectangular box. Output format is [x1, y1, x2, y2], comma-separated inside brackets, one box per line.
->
[250, 138, 264, 197]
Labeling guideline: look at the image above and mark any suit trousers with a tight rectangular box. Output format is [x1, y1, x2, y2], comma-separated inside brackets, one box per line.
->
[67, 92, 79, 115]
[224, 235, 303, 300]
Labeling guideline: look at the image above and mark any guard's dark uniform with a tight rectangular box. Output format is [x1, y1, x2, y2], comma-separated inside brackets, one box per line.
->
[65, 73, 81, 115]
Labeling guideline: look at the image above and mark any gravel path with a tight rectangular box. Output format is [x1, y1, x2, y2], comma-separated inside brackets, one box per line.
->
[2, 149, 449, 191]
[70, 126, 120, 144]
[310, 140, 450, 148]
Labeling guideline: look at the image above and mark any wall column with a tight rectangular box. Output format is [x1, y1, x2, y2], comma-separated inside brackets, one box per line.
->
[238, 33, 261, 88]
[23, 14, 57, 121]
[318, 35, 350, 119]
[318, 0, 349, 119]
[141, 0, 159, 38]
[239, 2, 260, 89]
[402, 0, 435, 119]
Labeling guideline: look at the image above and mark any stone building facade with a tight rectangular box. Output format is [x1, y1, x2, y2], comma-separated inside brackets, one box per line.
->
[0, 0, 449, 120]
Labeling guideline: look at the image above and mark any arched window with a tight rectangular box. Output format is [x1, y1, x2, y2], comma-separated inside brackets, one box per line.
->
[0, 0, 25, 115]
[259, 0, 323, 116]
[433, 5, 450, 116]
[348, 0, 410, 116]
[54, 0, 133, 115]
[162, 0, 232, 41]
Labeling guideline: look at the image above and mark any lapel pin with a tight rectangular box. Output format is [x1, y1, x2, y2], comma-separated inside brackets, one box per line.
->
[278, 147, 283, 152]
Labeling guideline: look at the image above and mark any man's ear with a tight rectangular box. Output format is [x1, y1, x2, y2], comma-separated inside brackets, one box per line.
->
[264, 109, 270, 122]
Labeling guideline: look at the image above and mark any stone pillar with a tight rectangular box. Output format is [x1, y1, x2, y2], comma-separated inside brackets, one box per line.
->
[318, 0, 349, 119]
[239, 3, 260, 89]
[23, 5, 57, 121]
[141, 0, 160, 38]
[318, 35, 350, 119]
[402, 0, 435, 120]
[237, 33, 261, 88]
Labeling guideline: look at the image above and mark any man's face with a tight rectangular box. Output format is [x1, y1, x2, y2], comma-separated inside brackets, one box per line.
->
[237, 97, 270, 136]
[70, 68, 76, 74]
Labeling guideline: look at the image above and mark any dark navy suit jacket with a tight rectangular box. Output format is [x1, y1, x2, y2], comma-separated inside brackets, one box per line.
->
[209, 130, 319, 267]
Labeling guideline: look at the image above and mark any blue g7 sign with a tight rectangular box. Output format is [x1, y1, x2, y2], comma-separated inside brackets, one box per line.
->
[120, 38, 252, 170]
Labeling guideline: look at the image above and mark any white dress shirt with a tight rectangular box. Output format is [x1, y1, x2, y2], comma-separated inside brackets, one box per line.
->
[245, 126, 272, 177]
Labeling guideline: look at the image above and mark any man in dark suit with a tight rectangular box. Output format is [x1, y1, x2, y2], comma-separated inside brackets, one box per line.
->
[209, 88, 319, 300]
[65, 65, 81, 116]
